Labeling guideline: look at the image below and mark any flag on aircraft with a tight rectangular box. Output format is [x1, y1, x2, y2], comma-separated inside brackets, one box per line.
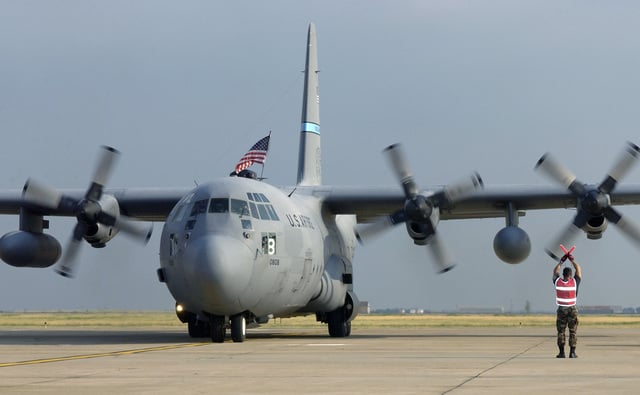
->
[235, 134, 271, 173]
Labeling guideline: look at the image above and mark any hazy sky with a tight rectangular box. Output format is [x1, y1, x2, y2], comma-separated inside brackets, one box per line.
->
[2, 1, 640, 313]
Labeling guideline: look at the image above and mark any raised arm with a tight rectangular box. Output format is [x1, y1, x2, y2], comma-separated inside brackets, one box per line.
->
[553, 260, 563, 278]
[569, 257, 582, 279]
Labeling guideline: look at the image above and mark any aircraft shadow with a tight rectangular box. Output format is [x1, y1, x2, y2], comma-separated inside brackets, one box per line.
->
[0, 329, 191, 346]
[0, 328, 609, 345]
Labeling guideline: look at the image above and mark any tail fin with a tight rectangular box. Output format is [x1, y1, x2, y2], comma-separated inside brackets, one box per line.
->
[297, 23, 322, 186]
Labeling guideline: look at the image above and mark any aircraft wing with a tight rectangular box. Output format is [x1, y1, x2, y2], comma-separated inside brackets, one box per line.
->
[0, 187, 190, 221]
[108, 188, 191, 221]
[0, 190, 23, 215]
[318, 185, 640, 223]
[4, 183, 640, 223]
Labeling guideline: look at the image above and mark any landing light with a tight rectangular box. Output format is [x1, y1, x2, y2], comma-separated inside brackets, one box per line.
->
[175, 303, 190, 323]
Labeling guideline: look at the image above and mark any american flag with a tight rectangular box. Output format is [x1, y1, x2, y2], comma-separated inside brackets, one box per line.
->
[234, 134, 271, 173]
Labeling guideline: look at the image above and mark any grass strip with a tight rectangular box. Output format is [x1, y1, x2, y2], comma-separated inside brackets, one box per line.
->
[2, 312, 640, 328]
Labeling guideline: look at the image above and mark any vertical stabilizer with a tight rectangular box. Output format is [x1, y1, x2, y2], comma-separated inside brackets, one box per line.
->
[297, 23, 322, 186]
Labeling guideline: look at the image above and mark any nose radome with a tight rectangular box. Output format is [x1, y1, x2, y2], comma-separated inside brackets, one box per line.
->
[183, 234, 254, 312]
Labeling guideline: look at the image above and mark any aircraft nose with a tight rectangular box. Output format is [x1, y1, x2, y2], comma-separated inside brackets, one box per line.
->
[183, 234, 254, 312]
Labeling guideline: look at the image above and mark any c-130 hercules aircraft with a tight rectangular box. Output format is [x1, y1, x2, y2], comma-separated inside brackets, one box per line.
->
[2, 23, 640, 342]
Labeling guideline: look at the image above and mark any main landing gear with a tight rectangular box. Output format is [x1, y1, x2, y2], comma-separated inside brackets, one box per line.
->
[210, 314, 247, 343]
[326, 305, 352, 337]
[188, 314, 246, 343]
[180, 305, 247, 343]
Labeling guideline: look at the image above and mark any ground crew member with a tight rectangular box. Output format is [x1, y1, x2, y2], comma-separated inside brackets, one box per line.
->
[553, 253, 582, 358]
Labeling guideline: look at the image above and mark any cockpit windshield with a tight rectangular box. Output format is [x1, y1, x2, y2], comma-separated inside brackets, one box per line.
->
[207, 195, 278, 220]
[230, 199, 250, 216]
[209, 198, 229, 213]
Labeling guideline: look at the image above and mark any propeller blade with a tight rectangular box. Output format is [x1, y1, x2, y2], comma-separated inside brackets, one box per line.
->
[537, 142, 640, 261]
[604, 206, 640, 245]
[377, 143, 481, 271]
[614, 216, 640, 245]
[599, 142, 640, 194]
[427, 233, 456, 273]
[384, 144, 418, 198]
[93, 146, 120, 187]
[22, 178, 64, 209]
[95, 211, 153, 243]
[86, 146, 120, 201]
[355, 210, 405, 244]
[433, 172, 484, 205]
[54, 223, 86, 278]
[535, 153, 585, 195]
[25, 146, 150, 278]
[572, 209, 590, 229]
[115, 216, 154, 244]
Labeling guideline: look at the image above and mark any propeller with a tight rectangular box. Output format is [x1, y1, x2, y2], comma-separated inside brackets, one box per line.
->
[22, 146, 153, 278]
[356, 143, 483, 273]
[535, 141, 640, 260]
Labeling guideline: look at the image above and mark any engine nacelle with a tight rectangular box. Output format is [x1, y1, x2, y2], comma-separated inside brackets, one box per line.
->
[406, 209, 440, 246]
[584, 215, 607, 240]
[83, 194, 120, 247]
[84, 223, 119, 248]
[0, 231, 61, 268]
[493, 226, 531, 264]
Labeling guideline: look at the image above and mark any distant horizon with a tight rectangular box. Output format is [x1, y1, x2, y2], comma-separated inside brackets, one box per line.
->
[3, 306, 639, 315]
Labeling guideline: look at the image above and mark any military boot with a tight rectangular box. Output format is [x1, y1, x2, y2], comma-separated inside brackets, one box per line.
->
[556, 346, 565, 358]
[569, 347, 577, 358]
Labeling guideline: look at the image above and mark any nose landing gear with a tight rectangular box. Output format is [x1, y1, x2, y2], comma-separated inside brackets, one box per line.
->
[210, 315, 226, 343]
[207, 313, 246, 343]
[230, 314, 246, 343]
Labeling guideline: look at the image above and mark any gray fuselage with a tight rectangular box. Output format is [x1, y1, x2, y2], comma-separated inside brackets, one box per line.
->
[159, 176, 356, 321]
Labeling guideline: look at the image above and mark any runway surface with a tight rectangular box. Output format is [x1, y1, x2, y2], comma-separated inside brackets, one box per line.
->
[1, 325, 640, 394]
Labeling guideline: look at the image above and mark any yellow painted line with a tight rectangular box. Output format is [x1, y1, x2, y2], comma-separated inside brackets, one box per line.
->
[0, 342, 208, 368]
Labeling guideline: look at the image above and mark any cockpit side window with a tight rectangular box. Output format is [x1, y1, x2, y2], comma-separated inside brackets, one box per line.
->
[209, 198, 229, 213]
[265, 204, 279, 220]
[249, 192, 268, 203]
[245, 192, 280, 221]
[168, 192, 194, 222]
[230, 199, 250, 216]
[248, 202, 260, 219]
[257, 204, 270, 220]
[171, 203, 186, 223]
[190, 199, 209, 216]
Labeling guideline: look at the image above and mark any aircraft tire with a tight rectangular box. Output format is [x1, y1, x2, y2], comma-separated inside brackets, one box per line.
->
[210, 315, 226, 343]
[188, 319, 210, 338]
[327, 308, 349, 337]
[230, 314, 246, 343]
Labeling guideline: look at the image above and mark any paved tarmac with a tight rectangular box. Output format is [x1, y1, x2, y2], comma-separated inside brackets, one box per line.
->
[1, 325, 639, 394]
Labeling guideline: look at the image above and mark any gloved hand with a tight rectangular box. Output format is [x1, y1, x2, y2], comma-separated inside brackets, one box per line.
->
[561, 254, 569, 262]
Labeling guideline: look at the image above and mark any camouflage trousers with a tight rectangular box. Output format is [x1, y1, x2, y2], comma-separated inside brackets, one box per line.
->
[556, 305, 578, 347]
